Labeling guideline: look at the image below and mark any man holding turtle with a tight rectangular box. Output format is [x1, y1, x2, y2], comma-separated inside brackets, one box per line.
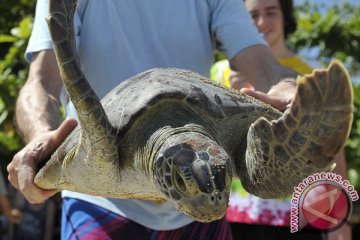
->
[7, 0, 317, 239]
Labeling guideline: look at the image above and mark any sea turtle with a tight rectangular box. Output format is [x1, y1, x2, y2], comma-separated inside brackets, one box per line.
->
[34, 0, 354, 222]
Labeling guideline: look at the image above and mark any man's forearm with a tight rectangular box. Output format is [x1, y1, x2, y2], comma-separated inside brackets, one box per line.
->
[230, 44, 298, 92]
[16, 81, 62, 143]
[15, 51, 63, 143]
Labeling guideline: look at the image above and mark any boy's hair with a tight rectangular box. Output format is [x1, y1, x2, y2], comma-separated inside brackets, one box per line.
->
[279, 0, 297, 39]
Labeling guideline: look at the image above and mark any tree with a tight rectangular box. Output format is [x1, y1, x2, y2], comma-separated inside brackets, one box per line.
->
[290, 1, 360, 74]
[289, 1, 360, 189]
[0, 1, 35, 172]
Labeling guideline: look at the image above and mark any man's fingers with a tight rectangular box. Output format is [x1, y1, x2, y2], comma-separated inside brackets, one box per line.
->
[44, 117, 78, 155]
[240, 88, 270, 102]
[18, 162, 58, 203]
[5, 119, 74, 204]
[15, 153, 58, 203]
[7, 152, 58, 204]
[23, 187, 58, 204]
[7, 161, 19, 189]
[53, 117, 78, 142]
[240, 88, 289, 111]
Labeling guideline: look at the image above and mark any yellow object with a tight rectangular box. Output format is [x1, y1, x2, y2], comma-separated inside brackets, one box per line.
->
[210, 55, 313, 88]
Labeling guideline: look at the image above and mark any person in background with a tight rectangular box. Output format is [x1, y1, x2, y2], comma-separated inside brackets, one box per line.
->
[211, 0, 352, 239]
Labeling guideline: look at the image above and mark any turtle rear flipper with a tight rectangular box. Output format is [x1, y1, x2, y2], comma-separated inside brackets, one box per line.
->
[239, 60, 353, 198]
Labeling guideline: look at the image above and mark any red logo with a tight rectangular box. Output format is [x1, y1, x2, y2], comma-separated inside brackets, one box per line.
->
[300, 182, 350, 231]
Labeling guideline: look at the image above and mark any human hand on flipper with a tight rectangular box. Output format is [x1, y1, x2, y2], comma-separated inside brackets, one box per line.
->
[240, 80, 296, 111]
[7, 118, 77, 204]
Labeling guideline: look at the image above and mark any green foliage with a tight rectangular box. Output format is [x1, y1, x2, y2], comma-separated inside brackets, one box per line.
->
[346, 84, 360, 187]
[290, 1, 360, 73]
[289, 1, 360, 188]
[0, 0, 35, 33]
[0, 0, 35, 57]
[0, 6, 34, 168]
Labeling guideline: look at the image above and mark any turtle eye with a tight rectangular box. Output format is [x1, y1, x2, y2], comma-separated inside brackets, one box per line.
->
[175, 171, 186, 192]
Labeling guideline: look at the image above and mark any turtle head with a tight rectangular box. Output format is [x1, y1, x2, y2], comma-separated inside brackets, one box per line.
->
[153, 132, 232, 222]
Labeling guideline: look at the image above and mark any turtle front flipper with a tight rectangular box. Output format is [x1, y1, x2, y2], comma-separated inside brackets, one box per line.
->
[35, 0, 118, 191]
[239, 60, 353, 198]
[46, 0, 117, 143]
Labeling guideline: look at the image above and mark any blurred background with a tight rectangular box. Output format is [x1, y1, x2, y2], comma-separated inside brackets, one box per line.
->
[0, 0, 359, 239]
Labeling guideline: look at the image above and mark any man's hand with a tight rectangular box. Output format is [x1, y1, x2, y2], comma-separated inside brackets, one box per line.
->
[7, 118, 77, 204]
[240, 79, 296, 111]
[229, 45, 298, 110]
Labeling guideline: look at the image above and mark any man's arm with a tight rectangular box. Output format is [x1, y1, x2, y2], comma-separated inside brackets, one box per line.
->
[15, 50, 63, 143]
[7, 50, 77, 204]
[230, 44, 298, 111]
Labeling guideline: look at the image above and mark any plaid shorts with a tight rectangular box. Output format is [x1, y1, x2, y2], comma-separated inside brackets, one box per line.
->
[61, 198, 233, 240]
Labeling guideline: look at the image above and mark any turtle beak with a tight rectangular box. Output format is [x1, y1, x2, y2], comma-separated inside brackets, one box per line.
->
[169, 150, 232, 222]
[178, 160, 231, 222]
[186, 190, 230, 222]
[154, 131, 232, 222]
